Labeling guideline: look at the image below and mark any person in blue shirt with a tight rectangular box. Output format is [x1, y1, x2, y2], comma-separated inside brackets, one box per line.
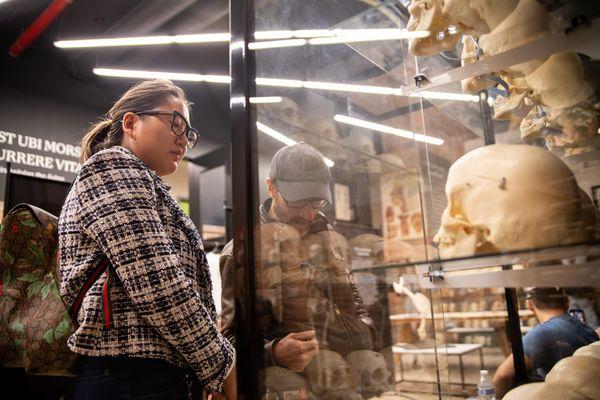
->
[493, 287, 599, 398]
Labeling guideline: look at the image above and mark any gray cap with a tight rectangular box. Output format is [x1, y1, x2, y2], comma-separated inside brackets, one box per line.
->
[268, 143, 332, 203]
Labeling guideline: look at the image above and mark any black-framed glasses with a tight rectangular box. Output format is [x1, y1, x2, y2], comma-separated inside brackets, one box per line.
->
[275, 183, 328, 209]
[134, 110, 198, 149]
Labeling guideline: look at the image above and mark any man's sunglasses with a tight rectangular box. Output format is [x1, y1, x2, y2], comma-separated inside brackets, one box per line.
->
[134, 110, 198, 149]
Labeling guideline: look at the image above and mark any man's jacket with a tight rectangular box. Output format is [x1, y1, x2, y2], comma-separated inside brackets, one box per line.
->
[220, 198, 374, 364]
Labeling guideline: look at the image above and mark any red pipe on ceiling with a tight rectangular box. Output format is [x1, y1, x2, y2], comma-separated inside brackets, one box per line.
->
[9, 0, 73, 58]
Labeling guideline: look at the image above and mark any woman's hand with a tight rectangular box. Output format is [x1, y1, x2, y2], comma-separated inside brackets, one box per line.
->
[209, 363, 236, 400]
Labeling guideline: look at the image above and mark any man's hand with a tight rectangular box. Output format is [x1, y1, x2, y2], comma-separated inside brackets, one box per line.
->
[273, 330, 319, 372]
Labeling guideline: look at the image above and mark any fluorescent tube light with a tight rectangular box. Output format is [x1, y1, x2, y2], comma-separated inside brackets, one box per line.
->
[93, 68, 231, 83]
[256, 122, 334, 166]
[248, 39, 307, 50]
[334, 115, 444, 146]
[249, 96, 283, 104]
[55, 33, 231, 48]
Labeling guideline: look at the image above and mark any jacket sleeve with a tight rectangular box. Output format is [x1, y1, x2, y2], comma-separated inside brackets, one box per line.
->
[75, 151, 234, 392]
[219, 241, 237, 347]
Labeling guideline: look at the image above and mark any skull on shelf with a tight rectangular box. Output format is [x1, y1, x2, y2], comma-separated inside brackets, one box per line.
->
[342, 131, 380, 174]
[345, 350, 392, 396]
[262, 97, 303, 127]
[378, 153, 406, 174]
[383, 238, 415, 263]
[261, 366, 312, 398]
[442, 0, 489, 33]
[478, 0, 551, 76]
[306, 349, 356, 397]
[348, 234, 385, 263]
[302, 231, 350, 284]
[525, 52, 593, 110]
[293, 118, 348, 162]
[433, 144, 593, 258]
[407, 0, 460, 56]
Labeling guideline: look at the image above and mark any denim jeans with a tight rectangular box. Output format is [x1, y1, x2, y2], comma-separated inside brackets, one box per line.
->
[73, 356, 198, 400]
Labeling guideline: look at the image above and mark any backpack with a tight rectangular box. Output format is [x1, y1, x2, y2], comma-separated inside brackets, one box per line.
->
[0, 204, 108, 376]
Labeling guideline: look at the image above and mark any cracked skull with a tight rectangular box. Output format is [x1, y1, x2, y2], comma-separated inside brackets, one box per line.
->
[433, 144, 592, 258]
[407, 0, 460, 56]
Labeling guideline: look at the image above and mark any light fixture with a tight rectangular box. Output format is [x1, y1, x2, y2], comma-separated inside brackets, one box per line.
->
[249, 96, 283, 104]
[55, 33, 231, 48]
[308, 30, 429, 45]
[93, 68, 476, 103]
[256, 122, 335, 167]
[334, 114, 444, 146]
[93, 68, 231, 83]
[248, 39, 307, 50]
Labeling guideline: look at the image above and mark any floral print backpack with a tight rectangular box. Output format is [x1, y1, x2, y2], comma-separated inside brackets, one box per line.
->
[0, 204, 107, 376]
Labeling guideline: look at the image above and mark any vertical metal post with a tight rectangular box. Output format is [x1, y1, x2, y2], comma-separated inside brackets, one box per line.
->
[479, 91, 495, 146]
[230, 0, 260, 398]
[481, 91, 528, 386]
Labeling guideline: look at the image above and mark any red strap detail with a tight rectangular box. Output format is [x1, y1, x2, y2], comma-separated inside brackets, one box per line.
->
[102, 269, 112, 329]
[70, 257, 110, 322]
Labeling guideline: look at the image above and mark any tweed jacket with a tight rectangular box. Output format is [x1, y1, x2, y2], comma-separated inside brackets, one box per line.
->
[58, 146, 234, 392]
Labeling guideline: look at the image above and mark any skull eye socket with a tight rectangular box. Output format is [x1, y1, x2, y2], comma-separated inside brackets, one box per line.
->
[373, 368, 385, 381]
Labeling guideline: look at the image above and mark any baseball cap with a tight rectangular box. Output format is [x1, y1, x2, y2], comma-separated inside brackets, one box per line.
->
[268, 143, 332, 203]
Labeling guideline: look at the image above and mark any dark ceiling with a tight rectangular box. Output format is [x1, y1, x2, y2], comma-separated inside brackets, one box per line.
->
[0, 0, 389, 164]
[0, 0, 230, 163]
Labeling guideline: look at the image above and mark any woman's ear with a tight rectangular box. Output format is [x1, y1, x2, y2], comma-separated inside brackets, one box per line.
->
[122, 112, 138, 141]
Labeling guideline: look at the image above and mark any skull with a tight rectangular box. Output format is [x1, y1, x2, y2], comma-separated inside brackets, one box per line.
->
[346, 350, 392, 396]
[503, 383, 545, 400]
[478, 0, 551, 76]
[542, 354, 600, 400]
[383, 238, 415, 263]
[261, 366, 312, 399]
[306, 349, 355, 397]
[348, 234, 385, 263]
[259, 222, 302, 271]
[433, 144, 592, 258]
[460, 35, 497, 94]
[469, 0, 518, 31]
[263, 97, 303, 127]
[525, 52, 593, 110]
[442, 0, 489, 33]
[302, 231, 350, 284]
[342, 131, 380, 174]
[293, 119, 348, 162]
[407, 0, 460, 56]
[540, 104, 598, 157]
[378, 153, 406, 174]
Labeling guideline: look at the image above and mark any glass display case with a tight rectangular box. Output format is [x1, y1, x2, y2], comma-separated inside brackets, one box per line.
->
[228, 1, 600, 399]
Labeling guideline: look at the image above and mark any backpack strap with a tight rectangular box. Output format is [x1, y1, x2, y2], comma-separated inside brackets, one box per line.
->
[69, 256, 112, 328]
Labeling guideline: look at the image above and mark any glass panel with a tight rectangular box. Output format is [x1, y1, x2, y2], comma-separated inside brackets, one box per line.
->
[249, 0, 599, 399]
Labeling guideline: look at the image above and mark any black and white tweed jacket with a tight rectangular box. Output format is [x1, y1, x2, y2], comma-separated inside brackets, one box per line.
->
[58, 146, 234, 392]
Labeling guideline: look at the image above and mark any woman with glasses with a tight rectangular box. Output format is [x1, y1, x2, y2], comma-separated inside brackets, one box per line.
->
[59, 79, 235, 400]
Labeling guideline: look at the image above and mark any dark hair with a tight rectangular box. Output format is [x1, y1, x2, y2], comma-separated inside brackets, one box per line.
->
[80, 79, 191, 163]
[528, 287, 569, 311]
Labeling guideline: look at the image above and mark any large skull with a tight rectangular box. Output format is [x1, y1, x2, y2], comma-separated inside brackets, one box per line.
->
[433, 144, 592, 258]
[346, 350, 392, 396]
[306, 349, 356, 397]
[407, 0, 460, 56]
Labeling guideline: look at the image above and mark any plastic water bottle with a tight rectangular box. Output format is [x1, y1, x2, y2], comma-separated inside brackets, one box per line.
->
[477, 370, 495, 400]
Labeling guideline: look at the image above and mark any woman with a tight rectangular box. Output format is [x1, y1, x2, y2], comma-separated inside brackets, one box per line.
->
[58, 79, 235, 399]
